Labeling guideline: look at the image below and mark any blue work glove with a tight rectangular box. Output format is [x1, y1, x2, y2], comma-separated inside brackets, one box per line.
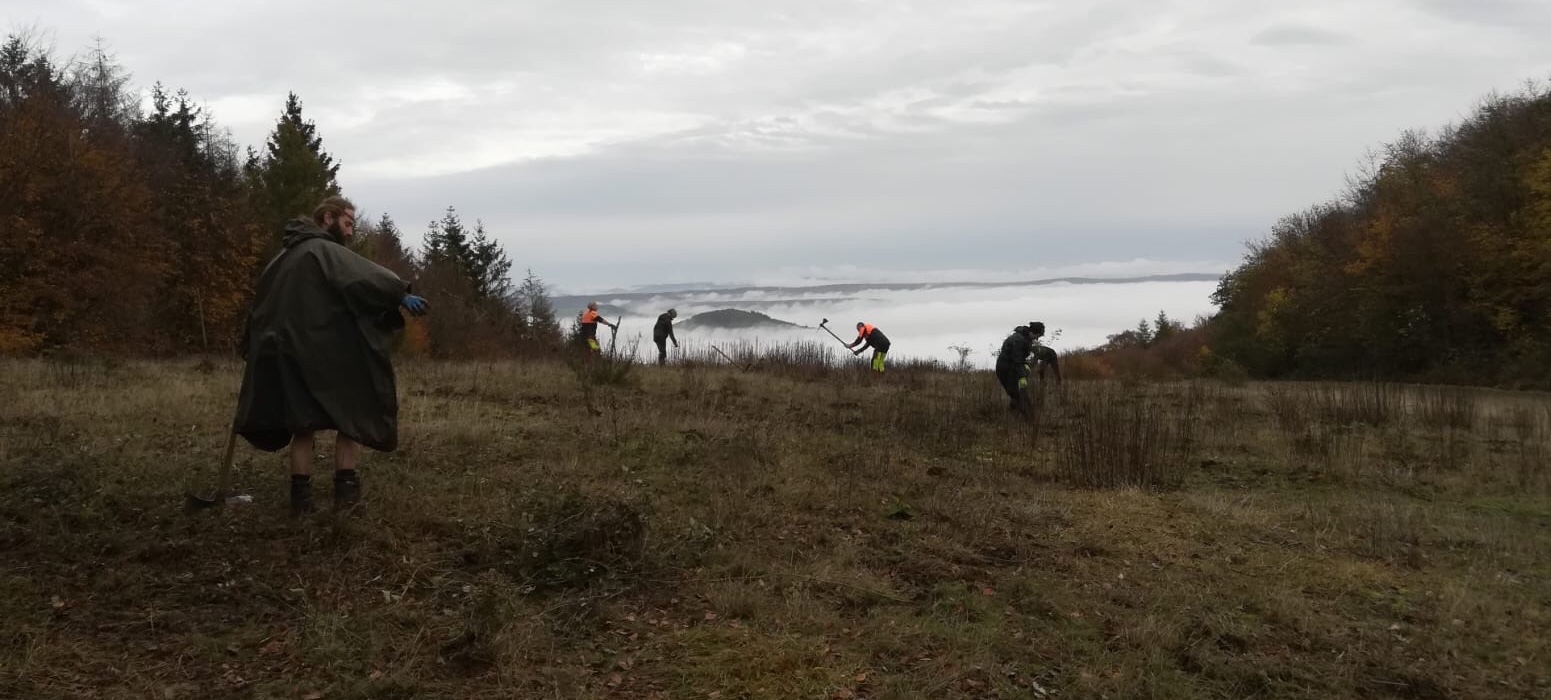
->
[401, 294, 429, 316]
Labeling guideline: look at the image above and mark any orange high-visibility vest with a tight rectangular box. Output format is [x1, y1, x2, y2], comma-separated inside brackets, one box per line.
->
[581, 309, 601, 324]
[858, 323, 874, 338]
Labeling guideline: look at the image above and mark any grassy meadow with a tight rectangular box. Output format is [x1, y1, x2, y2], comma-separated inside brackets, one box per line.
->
[1, 351, 1548, 699]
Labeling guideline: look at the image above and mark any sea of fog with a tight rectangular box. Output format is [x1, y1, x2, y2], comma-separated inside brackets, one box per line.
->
[571, 278, 1221, 369]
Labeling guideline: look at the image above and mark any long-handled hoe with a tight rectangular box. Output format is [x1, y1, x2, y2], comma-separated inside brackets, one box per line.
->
[818, 318, 865, 363]
[817, 318, 848, 347]
[709, 344, 754, 372]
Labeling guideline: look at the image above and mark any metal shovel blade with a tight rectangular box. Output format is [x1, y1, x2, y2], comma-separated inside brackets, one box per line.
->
[185, 428, 238, 511]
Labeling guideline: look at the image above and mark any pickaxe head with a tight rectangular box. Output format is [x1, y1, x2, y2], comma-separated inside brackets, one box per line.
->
[820, 318, 829, 327]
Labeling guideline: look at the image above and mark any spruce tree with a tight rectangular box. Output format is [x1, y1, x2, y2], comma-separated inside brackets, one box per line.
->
[467, 220, 513, 300]
[246, 92, 341, 238]
[355, 213, 415, 278]
[517, 269, 561, 345]
[422, 208, 514, 302]
[421, 206, 470, 269]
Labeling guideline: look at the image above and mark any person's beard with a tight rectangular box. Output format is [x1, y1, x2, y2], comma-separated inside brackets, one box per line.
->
[328, 221, 349, 241]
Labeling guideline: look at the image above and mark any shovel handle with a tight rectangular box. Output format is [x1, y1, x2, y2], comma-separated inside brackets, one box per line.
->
[215, 427, 237, 499]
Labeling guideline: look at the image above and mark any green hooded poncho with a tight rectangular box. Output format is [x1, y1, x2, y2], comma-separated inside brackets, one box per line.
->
[234, 218, 410, 452]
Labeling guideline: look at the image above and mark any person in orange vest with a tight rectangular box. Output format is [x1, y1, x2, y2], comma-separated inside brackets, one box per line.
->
[847, 321, 891, 373]
[577, 301, 617, 355]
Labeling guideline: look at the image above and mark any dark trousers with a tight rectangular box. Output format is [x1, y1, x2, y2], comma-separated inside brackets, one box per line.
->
[655, 337, 668, 365]
[996, 364, 1030, 416]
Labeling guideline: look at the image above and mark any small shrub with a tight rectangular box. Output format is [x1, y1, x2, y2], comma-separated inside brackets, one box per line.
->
[948, 344, 974, 372]
[1282, 419, 1364, 478]
[889, 383, 982, 456]
[1430, 426, 1474, 472]
[1353, 501, 1428, 568]
[1497, 405, 1549, 490]
[1413, 386, 1478, 431]
[1207, 357, 1250, 386]
[1057, 382, 1195, 489]
[1061, 354, 1114, 380]
[511, 491, 648, 592]
[42, 348, 118, 388]
[566, 338, 639, 388]
[1316, 381, 1399, 427]
[677, 363, 710, 397]
[1263, 384, 1315, 434]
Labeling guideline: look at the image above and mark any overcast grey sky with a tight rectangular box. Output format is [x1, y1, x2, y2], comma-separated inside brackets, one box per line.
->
[11, 0, 1551, 292]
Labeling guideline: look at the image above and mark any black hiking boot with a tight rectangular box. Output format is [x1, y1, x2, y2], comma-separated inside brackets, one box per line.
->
[289, 476, 314, 517]
[333, 470, 361, 510]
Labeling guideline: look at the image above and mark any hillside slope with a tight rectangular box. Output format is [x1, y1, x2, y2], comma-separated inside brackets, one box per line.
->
[1, 358, 1547, 698]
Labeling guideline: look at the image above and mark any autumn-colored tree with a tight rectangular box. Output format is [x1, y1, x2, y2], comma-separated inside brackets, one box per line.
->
[137, 83, 265, 352]
[1209, 81, 1551, 386]
[0, 36, 164, 353]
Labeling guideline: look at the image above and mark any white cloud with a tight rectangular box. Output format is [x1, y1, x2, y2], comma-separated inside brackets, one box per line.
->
[601, 278, 1222, 368]
[742, 259, 1231, 287]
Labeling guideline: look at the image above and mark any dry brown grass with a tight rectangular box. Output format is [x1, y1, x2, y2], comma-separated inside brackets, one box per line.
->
[1, 357, 1549, 699]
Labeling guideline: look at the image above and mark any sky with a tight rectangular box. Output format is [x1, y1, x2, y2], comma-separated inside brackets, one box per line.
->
[10, 0, 1551, 294]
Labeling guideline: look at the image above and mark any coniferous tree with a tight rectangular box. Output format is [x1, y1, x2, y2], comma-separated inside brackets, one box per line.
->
[517, 269, 562, 346]
[245, 92, 341, 239]
[354, 213, 415, 280]
[421, 206, 470, 270]
[467, 220, 513, 301]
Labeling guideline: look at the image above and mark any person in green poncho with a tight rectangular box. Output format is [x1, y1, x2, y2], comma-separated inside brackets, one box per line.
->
[234, 196, 429, 515]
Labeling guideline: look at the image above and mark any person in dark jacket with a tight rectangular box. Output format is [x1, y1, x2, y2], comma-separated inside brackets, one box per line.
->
[234, 196, 429, 515]
[653, 309, 679, 365]
[848, 322, 891, 373]
[995, 325, 1039, 416]
[998, 321, 1061, 416]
